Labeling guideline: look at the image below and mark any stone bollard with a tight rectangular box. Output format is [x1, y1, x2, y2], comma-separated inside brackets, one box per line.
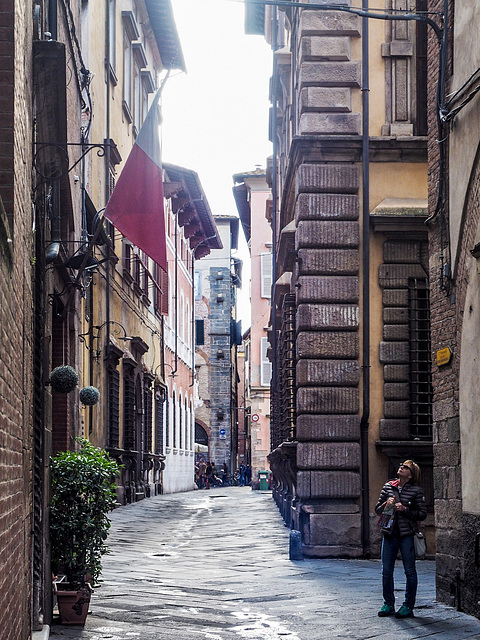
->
[289, 529, 303, 561]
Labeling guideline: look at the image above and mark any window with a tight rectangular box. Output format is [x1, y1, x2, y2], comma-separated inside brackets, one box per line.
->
[154, 264, 168, 316]
[144, 379, 153, 453]
[172, 390, 177, 448]
[133, 58, 141, 134]
[179, 393, 183, 449]
[260, 336, 272, 387]
[123, 367, 135, 450]
[195, 319, 205, 346]
[154, 388, 165, 455]
[121, 11, 140, 122]
[132, 42, 148, 135]
[194, 270, 202, 300]
[180, 292, 185, 341]
[408, 278, 432, 439]
[122, 31, 132, 120]
[260, 252, 272, 298]
[165, 394, 170, 448]
[107, 365, 120, 448]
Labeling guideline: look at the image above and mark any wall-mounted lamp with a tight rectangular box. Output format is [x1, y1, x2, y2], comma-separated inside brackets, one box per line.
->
[79, 320, 133, 360]
[216, 293, 225, 303]
[216, 408, 224, 421]
[216, 349, 224, 360]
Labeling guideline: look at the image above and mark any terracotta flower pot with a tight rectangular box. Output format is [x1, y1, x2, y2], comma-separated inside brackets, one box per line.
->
[56, 586, 91, 625]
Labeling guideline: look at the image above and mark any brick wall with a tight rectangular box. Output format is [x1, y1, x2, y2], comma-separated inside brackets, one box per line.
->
[0, 0, 34, 638]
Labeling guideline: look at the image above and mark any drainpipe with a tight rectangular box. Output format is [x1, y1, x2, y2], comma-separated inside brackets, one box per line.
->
[47, 0, 57, 39]
[360, 0, 371, 558]
[105, 0, 112, 360]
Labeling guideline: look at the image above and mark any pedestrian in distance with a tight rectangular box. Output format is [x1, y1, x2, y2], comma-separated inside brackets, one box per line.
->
[239, 463, 246, 486]
[205, 461, 213, 489]
[196, 459, 206, 489]
[375, 460, 427, 619]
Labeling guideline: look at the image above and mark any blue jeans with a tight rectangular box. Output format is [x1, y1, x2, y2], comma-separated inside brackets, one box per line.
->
[381, 533, 417, 609]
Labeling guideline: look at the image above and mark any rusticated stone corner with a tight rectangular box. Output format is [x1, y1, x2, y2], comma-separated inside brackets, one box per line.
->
[296, 359, 360, 387]
[296, 414, 361, 441]
[297, 387, 359, 414]
[298, 248, 359, 275]
[297, 331, 359, 359]
[297, 442, 361, 469]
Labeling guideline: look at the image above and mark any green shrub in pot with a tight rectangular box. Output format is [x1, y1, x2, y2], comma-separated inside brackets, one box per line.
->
[50, 438, 120, 590]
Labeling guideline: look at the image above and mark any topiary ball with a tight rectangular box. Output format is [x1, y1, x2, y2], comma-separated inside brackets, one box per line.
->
[49, 365, 79, 393]
[79, 386, 100, 406]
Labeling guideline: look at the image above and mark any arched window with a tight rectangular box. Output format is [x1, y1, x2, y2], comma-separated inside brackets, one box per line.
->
[186, 300, 190, 347]
[178, 392, 183, 449]
[172, 390, 176, 448]
[190, 401, 195, 450]
[184, 398, 189, 451]
[180, 292, 185, 341]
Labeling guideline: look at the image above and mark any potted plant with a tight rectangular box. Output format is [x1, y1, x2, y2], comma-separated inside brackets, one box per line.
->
[50, 438, 120, 625]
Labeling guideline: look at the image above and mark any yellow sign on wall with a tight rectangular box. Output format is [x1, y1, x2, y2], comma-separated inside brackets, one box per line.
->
[436, 347, 452, 367]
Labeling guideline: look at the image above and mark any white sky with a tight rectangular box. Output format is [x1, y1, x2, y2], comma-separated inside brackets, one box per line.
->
[161, 0, 273, 330]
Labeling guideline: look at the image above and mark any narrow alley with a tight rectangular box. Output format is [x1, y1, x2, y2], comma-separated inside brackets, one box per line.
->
[50, 488, 480, 640]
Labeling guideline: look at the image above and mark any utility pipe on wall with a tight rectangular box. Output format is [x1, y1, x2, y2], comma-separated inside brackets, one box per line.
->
[360, 0, 371, 558]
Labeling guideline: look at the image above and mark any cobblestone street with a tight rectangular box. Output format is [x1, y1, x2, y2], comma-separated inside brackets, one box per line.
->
[49, 488, 480, 640]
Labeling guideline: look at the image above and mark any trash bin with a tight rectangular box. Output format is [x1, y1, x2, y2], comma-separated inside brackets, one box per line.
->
[258, 470, 269, 491]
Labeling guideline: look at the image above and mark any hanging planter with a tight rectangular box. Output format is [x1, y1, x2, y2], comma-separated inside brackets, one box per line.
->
[79, 386, 100, 406]
[49, 366, 79, 393]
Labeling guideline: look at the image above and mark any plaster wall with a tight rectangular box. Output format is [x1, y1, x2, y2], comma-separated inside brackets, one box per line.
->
[368, 162, 428, 211]
[448, 7, 480, 273]
[459, 255, 480, 514]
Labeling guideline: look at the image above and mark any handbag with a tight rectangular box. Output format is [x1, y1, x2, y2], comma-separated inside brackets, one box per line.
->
[413, 531, 426, 559]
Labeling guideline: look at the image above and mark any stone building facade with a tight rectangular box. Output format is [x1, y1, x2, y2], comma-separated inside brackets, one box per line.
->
[0, 0, 218, 635]
[195, 215, 241, 472]
[426, 0, 480, 617]
[233, 169, 273, 482]
[250, 3, 432, 557]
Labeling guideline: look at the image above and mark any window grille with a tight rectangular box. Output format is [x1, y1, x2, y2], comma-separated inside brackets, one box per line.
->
[165, 395, 170, 448]
[172, 391, 176, 448]
[154, 391, 165, 455]
[271, 294, 296, 449]
[123, 369, 135, 450]
[144, 381, 153, 453]
[107, 366, 120, 448]
[408, 278, 432, 439]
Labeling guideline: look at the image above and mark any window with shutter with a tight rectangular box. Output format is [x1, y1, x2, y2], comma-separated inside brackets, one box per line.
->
[260, 336, 272, 386]
[260, 253, 272, 298]
[196, 319, 205, 345]
[160, 267, 168, 315]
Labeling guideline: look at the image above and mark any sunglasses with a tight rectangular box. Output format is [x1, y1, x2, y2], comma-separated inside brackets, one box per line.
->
[399, 464, 412, 473]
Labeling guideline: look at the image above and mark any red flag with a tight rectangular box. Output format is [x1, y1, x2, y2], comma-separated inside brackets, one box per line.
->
[105, 90, 167, 271]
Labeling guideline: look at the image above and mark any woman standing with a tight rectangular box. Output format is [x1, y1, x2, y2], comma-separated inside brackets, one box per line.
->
[375, 460, 427, 619]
